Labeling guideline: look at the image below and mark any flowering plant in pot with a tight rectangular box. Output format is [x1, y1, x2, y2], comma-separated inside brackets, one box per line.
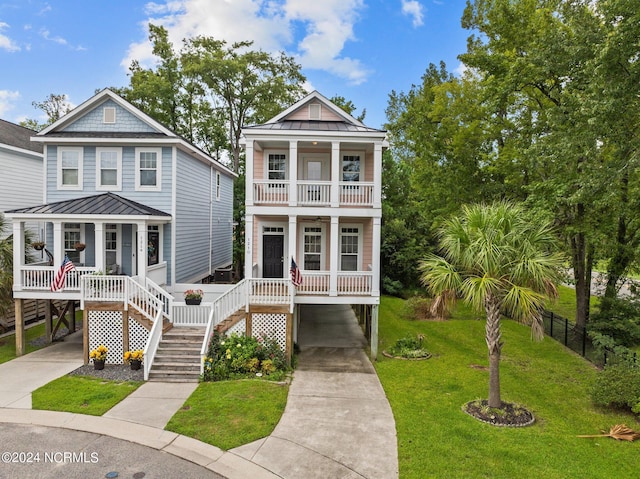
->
[32, 241, 46, 251]
[89, 344, 108, 369]
[124, 350, 144, 370]
[184, 289, 204, 305]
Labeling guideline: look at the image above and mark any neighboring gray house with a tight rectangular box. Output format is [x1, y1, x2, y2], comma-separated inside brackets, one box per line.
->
[0, 119, 43, 239]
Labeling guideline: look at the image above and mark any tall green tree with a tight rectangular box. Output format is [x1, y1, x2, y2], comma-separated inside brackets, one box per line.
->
[20, 93, 73, 131]
[419, 202, 562, 407]
[183, 36, 306, 172]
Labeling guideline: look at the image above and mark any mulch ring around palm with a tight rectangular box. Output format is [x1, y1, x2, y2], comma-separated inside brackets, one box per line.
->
[463, 399, 535, 427]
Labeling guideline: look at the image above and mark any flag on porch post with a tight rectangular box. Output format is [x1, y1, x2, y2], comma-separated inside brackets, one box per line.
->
[290, 257, 303, 287]
[50, 255, 76, 292]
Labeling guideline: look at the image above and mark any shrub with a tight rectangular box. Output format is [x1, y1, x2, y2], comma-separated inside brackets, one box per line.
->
[402, 296, 447, 320]
[202, 331, 288, 382]
[386, 334, 431, 359]
[591, 363, 640, 415]
[382, 277, 404, 297]
[589, 298, 640, 347]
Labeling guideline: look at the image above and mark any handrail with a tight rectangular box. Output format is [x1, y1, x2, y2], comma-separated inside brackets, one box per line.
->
[144, 308, 164, 380]
[200, 279, 249, 373]
[144, 276, 174, 322]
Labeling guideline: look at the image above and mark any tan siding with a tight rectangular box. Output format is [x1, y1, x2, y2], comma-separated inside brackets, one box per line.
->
[286, 102, 343, 122]
[254, 148, 264, 179]
[363, 220, 373, 268]
[364, 151, 374, 182]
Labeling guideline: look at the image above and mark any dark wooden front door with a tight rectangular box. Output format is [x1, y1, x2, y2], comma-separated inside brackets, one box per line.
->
[263, 235, 284, 278]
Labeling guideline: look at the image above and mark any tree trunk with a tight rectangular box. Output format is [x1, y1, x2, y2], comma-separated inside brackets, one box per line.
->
[485, 296, 502, 408]
[571, 203, 592, 331]
[604, 171, 632, 304]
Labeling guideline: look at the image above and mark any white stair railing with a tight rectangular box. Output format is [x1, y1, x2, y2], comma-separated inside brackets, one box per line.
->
[143, 308, 164, 380]
[200, 280, 248, 374]
[143, 277, 174, 322]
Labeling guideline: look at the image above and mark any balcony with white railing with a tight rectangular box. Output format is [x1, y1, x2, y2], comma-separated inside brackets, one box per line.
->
[20, 265, 99, 293]
[294, 270, 374, 296]
[252, 179, 375, 207]
[254, 180, 289, 204]
[339, 182, 374, 206]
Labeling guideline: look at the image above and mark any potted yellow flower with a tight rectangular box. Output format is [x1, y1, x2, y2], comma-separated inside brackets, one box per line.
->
[184, 289, 204, 305]
[124, 350, 144, 370]
[89, 344, 108, 370]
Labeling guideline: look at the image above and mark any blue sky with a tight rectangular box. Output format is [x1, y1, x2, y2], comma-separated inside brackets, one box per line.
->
[0, 0, 470, 130]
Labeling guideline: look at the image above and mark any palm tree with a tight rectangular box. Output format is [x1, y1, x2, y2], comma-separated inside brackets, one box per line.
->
[419, 202, 563, 408]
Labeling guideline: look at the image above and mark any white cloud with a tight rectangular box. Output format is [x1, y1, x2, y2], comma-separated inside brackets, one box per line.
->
[401, 0, 424, 28]
[0, 90, 20, 117]
[39, 28, 86, 51]
[0, 22, 21, 52]
[122, 0, 370, 84]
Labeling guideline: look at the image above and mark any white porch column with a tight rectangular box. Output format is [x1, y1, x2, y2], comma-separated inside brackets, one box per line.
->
[246, 141, 254, 206]
[245, 214, 254, 279]
[329, 216, 339, 296]
[12, 221, 25, 290]
[372, 217, 381, 297]
[373, 141, 383, 208]
[289, 140, 298, 206]
[94, 222, 105, 272]
[53, 221, 63, 266]
[136, 222, 147, 279]
[288, 215, 297, 269]
[331, 141, 340, 207]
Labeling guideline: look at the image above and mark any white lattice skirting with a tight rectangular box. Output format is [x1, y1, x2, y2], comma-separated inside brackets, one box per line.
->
[87, 310, 149, 364]
[252, 313, 287, 351]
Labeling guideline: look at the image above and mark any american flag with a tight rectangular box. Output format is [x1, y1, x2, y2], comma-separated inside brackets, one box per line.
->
[290, 258, 303, 287]
[50, 256, 75, 292]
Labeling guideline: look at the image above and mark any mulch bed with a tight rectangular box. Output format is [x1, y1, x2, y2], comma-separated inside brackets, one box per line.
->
[68, 363, 144, 382]
[463, 400, 535, 427]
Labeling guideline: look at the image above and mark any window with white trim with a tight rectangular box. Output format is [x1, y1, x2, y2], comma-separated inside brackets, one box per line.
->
[105, 224, 117, 267]
[340, 226, 361, 271]
[216, 171, 221, 201]
[135, 148, 162, 191]
[64, 223, 81, 263]
[57, 147, 83, 190]
[303, 227, 323, 271]
[267, 152, 287, 181]
[96, 147, 122, 190]
[342, 154, 361, 182]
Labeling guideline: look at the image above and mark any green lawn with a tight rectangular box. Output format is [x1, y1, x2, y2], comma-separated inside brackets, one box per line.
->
[0, 323, 49, 364]
[32, 375, 143, 416]
[375, 296, 640, 479]
[166, 380, 289, 450]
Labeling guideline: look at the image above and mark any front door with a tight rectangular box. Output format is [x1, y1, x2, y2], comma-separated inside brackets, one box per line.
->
[263, 235, 284, 278]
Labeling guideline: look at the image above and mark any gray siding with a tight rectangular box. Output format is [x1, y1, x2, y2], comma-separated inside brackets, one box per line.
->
[212, 172, 234, 269]
[163, 223, 172, 283]
[175, 150, 215, 283]
[46, 145, 173, 214]
[62, 99, 157, 133]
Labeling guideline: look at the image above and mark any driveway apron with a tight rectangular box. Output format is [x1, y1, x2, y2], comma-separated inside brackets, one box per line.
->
[232, 304, 399, 479]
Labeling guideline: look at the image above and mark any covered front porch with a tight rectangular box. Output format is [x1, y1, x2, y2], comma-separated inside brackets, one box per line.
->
[7, 193, 172, 299]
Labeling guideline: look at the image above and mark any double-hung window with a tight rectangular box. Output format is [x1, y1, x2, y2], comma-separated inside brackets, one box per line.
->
[303, 227, 323, 271]
[58, 147, 83, 190]
[96, 147, 122, 191]
[105, 224, 118, 267]
[267, 153, 287, 183]
[342, 154, 361, 182]
[135, 148, 162, 191]
[64, 223, 81, 264]
[340, 226, 361, 271]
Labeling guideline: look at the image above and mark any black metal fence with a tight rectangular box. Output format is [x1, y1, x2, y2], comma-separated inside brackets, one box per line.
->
[542, 311, 637, 368]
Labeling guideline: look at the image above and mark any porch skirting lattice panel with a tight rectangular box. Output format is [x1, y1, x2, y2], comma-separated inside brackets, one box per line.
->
[252, 313, 287, 352]
[86, 309, 150, 364]
[88, 310, 124, 364]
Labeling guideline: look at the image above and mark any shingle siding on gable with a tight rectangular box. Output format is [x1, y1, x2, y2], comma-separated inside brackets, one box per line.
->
[62, 100, 158, 133]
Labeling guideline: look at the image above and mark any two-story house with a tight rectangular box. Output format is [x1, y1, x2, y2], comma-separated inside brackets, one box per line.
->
[241, 91, 387, 357]
[6, 89, 236, 377]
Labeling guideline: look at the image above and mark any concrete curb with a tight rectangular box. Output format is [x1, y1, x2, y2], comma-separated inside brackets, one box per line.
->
[0, 408, 281, 479]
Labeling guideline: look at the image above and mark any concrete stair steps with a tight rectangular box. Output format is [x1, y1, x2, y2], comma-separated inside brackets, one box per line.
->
[151, 362, 201, 371]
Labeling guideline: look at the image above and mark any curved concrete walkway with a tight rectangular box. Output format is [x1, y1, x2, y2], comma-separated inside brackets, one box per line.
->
[0, 304, 398, 479]
[232, 304, 399, 479]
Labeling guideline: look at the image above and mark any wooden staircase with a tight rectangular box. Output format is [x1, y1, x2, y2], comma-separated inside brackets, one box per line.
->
[214, 309, 246, 334]
[148, 327, 205, 382]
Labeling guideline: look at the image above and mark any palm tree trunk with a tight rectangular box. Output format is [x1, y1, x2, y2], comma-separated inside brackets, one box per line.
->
[485, 296, 502, 408]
